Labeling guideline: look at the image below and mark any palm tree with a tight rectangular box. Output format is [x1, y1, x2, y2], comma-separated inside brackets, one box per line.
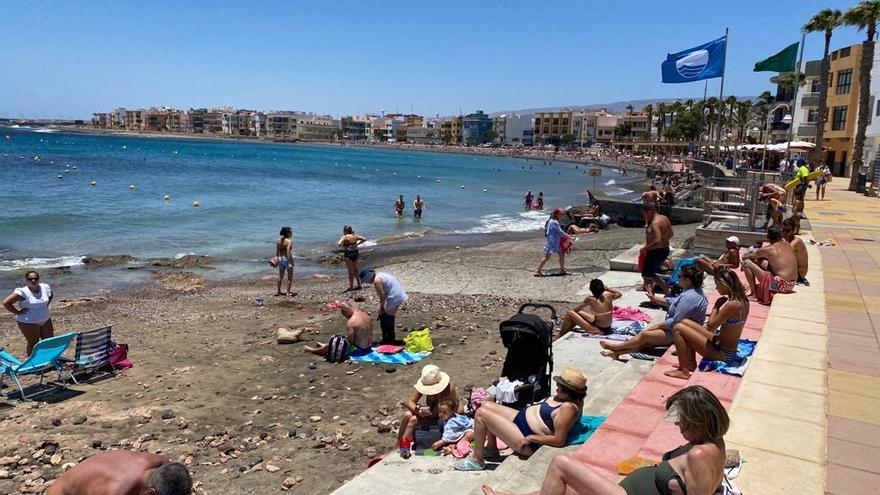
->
[804, 8, 843, 166]
[734, 100, 754, 142]
[642, 104, 653, 142]
[725, 96, 738, 129]
[655, 103, 667, 142]
[844, 1, 880, 190]
[755, 91, 774, 143]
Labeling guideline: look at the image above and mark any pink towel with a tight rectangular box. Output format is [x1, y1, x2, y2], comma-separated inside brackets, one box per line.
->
[376, 344, 405, 354]
[613, 306, 652, 323]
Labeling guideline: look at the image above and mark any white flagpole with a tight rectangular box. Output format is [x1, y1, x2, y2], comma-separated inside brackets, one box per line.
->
[715, 28, 729, 163]
[786, 32, 807, 164]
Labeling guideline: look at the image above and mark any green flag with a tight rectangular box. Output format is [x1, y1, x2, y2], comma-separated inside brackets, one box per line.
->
[754, 42, 799, 72]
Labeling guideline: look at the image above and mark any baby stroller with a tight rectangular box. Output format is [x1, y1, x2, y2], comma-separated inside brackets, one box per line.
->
[497, 303, 556, 409]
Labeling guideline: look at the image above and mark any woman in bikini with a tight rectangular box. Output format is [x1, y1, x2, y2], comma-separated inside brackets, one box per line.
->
[454, 366, 587, 472]
[337, 225, 367, 291]
[481, 385, 728, 495]
[557, 279, 621, 339]
[664, 266, 749, 380]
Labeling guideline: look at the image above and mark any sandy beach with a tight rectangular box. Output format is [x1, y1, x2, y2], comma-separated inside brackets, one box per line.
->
[0, 222, 696, 494]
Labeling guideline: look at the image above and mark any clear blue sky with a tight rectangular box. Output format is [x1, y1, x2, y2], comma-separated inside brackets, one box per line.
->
[0, 0, 868, 119]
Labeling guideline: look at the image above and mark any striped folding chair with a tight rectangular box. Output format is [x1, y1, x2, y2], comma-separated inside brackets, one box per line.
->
[65, 325, 114, 382]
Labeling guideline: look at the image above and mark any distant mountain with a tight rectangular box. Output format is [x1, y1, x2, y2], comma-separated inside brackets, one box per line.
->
[489, 96, 760, 117]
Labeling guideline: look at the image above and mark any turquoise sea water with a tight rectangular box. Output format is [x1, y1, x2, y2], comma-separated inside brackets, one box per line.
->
[0, 127, 637, 274]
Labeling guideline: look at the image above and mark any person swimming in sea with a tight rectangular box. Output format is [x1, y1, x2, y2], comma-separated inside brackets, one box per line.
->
[394, 195, 405, 217]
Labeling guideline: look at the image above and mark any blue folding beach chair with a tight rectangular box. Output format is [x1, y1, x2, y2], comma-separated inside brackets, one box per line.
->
[0, 332, 77, 400]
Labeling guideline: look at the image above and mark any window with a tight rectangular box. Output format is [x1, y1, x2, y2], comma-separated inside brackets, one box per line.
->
[810, 79, 821, 93]
[837, 69, 852, 95]
[840, 46, 851, 58]
[807, 109, 819, 123]
[832, 105, 848, 131]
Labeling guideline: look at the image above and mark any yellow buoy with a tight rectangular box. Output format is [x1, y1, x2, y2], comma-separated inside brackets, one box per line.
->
[129, 184, 136, 190]
[193, 200, 200, 208]
[163, 195, 171, 201]
[90, 180, 96, 186]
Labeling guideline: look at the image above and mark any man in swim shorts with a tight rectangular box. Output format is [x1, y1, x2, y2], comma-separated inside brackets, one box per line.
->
[47, 450, 191, 495]
[394, 195, 405, 217]
[304, 300, 373, 360]
[641, 204, 673, 300]
[695, 236, 740, 275]
[276, 226, 294, 296]
[742, 226, 798, 301]
[413, 195, 425, 219]
[782, 218, 810, 286]
[757, 182, 786, 229]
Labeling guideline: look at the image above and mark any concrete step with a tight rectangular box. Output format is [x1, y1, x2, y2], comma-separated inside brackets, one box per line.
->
[584, 357, 655, 417]
[609, 244, 687, 272]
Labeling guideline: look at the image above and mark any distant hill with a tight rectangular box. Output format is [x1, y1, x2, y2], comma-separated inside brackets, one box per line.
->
[488, 96, 760, 117]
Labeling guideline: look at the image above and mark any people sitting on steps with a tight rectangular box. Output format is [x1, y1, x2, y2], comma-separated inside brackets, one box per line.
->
[557, 279, 622, 339]
[397, 365, 462, 459]
[600, 265, 707, 360]
[741, 226, 798, 302]
[782, 218, 810, 286]
[453, 366, 588, 472]
[480, 385, 729, 495]
[694, 235, 740, 276]
[664, 267, 750, 380]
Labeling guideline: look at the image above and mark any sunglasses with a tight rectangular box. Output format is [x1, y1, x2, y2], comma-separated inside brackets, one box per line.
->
[27, 277, 39, 282]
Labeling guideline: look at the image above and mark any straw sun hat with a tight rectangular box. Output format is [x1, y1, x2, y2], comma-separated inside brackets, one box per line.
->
[552, 366, 588, 393]
[414, 364, 451, 395]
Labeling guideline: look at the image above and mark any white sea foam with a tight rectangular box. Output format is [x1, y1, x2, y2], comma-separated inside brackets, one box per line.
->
[455, 209, 549, 234]
[0, 256, 84, 272]
[604, 187, 635, 197]
[174, 252, 197, 259]
[33, 128, 59, 133]
[604, 179, 616, 186]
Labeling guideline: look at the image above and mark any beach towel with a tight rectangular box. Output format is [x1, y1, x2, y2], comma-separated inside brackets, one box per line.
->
[577, 320, 647, 341]
[348, 348, 431, 365]
[698, 340, 757, 376]
[565, 415, 606, 446]
[612, 306, 652, 323]
[376, 344, 404, 354]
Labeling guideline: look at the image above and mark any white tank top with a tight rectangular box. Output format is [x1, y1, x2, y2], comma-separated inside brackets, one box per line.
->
[14, 283, 52, 324]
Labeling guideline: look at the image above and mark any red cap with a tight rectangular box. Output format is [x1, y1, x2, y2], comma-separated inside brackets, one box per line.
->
[552, 207, 564, 217]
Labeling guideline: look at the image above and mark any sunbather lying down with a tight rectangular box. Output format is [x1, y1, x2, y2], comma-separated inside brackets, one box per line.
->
[46, 450, 191, 495]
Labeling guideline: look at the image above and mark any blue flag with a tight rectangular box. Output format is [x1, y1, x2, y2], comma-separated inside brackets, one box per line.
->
[661, 36, 726, 84]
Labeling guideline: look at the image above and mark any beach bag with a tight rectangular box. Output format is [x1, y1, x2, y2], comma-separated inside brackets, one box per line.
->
[467, 387, 488, 415]
[107, 342, 132, 370]
[560, 236, 573, 254]
[404, 328, 433, 353]
[325, 335, 350, 363]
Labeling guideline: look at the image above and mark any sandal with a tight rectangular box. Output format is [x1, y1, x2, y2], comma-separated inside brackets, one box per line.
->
[454, 457, 486, 471]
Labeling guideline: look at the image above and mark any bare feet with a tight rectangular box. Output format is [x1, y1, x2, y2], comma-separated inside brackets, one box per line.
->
[664, 369, 692, 380]
[534, 271, 544, 277]
[600, 349, 621, 360]
[481, 485, 508, 495]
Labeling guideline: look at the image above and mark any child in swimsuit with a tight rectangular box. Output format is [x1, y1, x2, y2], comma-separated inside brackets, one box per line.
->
[431, 400, 474, 454]
[557, 278, 622, 339]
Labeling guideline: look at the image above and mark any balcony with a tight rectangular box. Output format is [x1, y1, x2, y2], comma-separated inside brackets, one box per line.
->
[804, 60, 822, 77]
[797, 123, 817, 138]
[801, 93, 820, 107]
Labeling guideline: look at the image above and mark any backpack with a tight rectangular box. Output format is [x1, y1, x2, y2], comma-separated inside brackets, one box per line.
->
[325, 335, 350, 363]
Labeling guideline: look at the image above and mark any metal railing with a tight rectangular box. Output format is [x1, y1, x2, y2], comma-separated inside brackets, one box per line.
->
[701, 176, 764, 230]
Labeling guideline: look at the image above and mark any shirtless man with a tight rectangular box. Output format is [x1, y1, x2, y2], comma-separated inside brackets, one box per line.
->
[641, 204, 674, 300]
[782, 218, 810, 286]
[305, 300, 373, 357]
[742, 226, 798, 299]
[394, 195, 405, 217]
[766, 196, 785, 228]
[276, 226, 294, 296]
[695, 236, 740, 275]
[413, 195, 425, 219]
[47, 451, 191, 495]
[757, 183, 786, 229]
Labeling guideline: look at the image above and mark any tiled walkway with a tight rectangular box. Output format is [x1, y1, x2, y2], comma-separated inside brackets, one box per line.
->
[808, 182, 880, 494]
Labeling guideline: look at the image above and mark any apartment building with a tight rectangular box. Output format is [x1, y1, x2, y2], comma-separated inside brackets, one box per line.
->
[533, 110, 575, 143]
[405, 125, 441, 145]
[792, 43, 866, 176]
[462, 110, 493, 144]
[493, 114, 534, 145]
[438, 116, 463, 144]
